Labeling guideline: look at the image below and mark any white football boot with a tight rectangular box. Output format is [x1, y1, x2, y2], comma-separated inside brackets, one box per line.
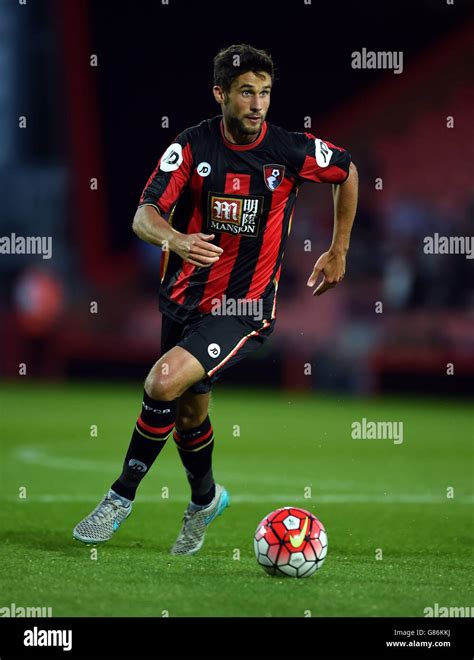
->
[171, 484, 230, 555]
[73, 492, 132, 544]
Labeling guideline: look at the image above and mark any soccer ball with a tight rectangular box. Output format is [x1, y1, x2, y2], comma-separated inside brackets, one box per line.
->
[254, 507, 327, 578]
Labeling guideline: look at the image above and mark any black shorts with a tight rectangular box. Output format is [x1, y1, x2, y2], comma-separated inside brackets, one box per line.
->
[160, 313, 276, 394]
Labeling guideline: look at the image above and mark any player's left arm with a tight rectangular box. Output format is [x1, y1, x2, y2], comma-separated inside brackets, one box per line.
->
[307, 161, 358, 296]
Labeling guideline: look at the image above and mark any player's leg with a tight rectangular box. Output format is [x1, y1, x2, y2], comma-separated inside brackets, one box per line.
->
[170, 316, 275, 499]
[72, 345, 206, 544]
[168, 315, 275, 555]
[174, 389, 214, 504]
[171, 388, 229, 555]
[107, 346, 206, 499]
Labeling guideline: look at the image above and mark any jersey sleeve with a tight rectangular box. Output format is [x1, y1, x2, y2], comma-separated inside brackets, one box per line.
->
[294, 132, 351, 185]
[138, 130, 194, 214]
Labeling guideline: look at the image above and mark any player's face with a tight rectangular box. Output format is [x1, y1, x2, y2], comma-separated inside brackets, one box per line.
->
[217, 71, 271, 138]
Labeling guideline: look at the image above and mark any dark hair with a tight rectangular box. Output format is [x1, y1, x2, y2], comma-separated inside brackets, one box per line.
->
[213, 44, 274, 92]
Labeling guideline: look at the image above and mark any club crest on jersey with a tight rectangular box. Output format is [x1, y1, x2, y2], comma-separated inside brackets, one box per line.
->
[207, 192, 263, 238]
[263, 164, 285, 191]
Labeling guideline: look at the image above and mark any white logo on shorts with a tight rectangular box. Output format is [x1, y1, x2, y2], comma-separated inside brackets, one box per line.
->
[207, 343, 221, 358]
[197, 162, 212, 177]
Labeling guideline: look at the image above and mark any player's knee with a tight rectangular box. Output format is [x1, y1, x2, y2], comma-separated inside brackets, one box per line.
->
[144, 374, 180, 401]
[175, 410, 208, 430]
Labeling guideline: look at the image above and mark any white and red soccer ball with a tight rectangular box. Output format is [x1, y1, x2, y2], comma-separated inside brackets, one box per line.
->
[254, 507, 327, 578]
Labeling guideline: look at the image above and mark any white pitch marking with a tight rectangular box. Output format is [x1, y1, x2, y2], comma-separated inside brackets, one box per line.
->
[11, 447, 357, 488]
[3, 494, 473, 504]
[9, 447, 474, 504]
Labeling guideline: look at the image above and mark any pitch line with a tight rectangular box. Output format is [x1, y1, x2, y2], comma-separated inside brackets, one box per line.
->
[9, 447, 474, 504]
[3, 494, 474, 504]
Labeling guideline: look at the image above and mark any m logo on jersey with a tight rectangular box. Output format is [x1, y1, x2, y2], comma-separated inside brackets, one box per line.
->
[160, 143, 183, 172]
[207, 192, 263, 238]
[263, 164, 285, 191]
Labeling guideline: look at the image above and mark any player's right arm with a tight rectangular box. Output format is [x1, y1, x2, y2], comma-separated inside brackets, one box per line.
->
[132, 206, 222, 267]
[133, 133, 222, 267]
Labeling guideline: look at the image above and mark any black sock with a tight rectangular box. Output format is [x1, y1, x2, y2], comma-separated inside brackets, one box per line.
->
[174, 416, 215, 506]
[111, 391, 176, 501]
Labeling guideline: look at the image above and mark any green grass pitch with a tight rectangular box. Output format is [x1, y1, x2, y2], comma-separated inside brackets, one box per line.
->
[0, 382, 472, 617]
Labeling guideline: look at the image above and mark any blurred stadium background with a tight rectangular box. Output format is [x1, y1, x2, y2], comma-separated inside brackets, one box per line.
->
[0, 0, 473, 620]
[0, 0, 472, 395]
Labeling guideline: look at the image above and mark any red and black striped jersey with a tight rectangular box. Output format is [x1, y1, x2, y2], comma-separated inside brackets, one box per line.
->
[138, 115, 351, 324]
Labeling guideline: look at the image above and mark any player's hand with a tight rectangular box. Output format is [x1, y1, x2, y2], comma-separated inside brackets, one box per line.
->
[171, 233, 223, 267]
[306, 249, 346, 296]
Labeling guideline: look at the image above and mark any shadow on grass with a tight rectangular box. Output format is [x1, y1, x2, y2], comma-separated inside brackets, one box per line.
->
[0, 529, 169, 557]
[0, 531, 295, 583]
[1, 529, 79, 552]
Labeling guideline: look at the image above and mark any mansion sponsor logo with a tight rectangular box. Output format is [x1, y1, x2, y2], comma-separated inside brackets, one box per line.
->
[351, 48, 403, 74]
[0, 603, 53, 617]
[207, 192, 263, 238]
[24, 626, 72, 652]
[351, 418, 404, 445]
[424, 603, 473, 617]
[210, 294, 263, 321]
[423, 233, 474, 259]
[0, 233, 52, 259]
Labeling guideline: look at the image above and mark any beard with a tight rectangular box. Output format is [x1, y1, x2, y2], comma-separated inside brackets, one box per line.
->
[226, 111, 263, 141]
